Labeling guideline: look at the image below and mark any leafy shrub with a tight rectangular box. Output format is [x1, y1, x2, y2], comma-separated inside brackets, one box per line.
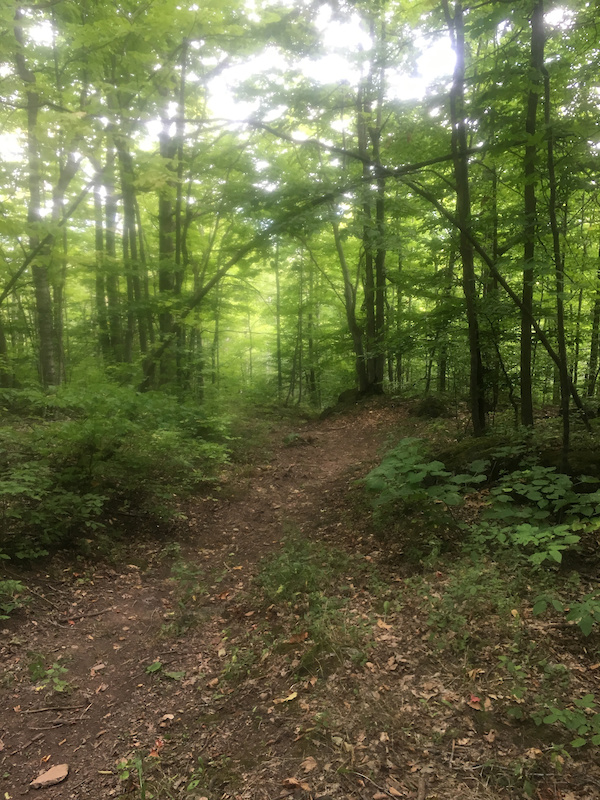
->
[363, 437, 487, 516]
[533, 590, 600, 636]
[486, 465, 600, 526]
[0, 384, 229, 558]
[534, 694, 600, 748]
[0, 578, 28, 618]
[471, 521, 582, 567]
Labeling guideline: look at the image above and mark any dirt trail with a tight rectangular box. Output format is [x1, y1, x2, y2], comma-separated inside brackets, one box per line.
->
[0, 401, 401, 799]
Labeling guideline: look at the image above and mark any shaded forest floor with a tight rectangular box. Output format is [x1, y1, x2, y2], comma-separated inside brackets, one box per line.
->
[1, 399, 599, 800]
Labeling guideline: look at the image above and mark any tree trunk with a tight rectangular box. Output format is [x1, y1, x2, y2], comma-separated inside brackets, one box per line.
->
[443, 0, 486, 435]
[521, 0, 544, 426]
[543, 61, 570, 469]
[14, 9, 58, 388]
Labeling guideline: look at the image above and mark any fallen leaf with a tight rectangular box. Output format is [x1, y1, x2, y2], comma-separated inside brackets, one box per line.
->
[95, 683, 108, 693]
[30, 764, 69, 789]
[41, 755, 51, 763]
[483, 729, 496, 743]
[388, 788, 402, 797]
[379, 732, 390, 742]
[273, 691, 297, 704]
[149, 738, 165, 757]
[466, 694, 481, 710]
[483, 697, 493, 711]
[377, 618, 392, 630]
[301, 756, 317, 772]
[282, 777, 310, 791]
[207, 678, 219, 688]
[467, 668, 484, 680]
[373, 793, 388, 800]
[525, 747, 542, 758]
[288, 632, 309, 644]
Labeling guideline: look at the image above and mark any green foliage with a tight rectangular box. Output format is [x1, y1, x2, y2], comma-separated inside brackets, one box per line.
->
[257, 535, 353, 605]
[471, 521, 582, 566]
[28, 654, 71, 693]
[425, 561, 518, 653]
[0, 578, 27, 619]
[363, 437, 486, 517]
[533, 590, 600, 637]
[486, 465, 600, 526]
[0, 385, 229, 558]
[534, 694, 600, 748]
[257, 535, 372, 674]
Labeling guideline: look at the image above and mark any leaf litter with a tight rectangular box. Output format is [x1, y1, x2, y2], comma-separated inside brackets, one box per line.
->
[0, 399, 599, 799]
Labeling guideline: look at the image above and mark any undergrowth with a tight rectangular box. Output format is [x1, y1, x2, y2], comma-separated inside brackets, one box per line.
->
[0, 383, 230, 561]
[364, 428, 600, 756]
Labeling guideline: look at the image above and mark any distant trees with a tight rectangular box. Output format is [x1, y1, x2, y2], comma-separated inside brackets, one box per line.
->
[1, 0, 600, 448]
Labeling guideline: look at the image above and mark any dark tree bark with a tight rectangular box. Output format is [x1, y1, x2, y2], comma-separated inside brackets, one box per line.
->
[521, 0, 544, 426]
[443, 0, 486, 435]
[14, 8, 58, 388]
[543, 62, 570, 468]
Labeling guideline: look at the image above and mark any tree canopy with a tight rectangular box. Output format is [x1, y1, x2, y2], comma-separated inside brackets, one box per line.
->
[0, 0, 599, 445]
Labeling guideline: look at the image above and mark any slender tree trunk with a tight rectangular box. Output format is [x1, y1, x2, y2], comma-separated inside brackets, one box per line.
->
[587, 245, 600, 397]
[274, 243, 283, 400]
[443, 0, 486, 435]
[155, 112, 178, 386]
[307, 254, 318, 405]
[543, 63, 570, 469]
[521, 0, 544, 426]
[331, 220, 369, 391]
[94, 182, 110, 359]
[14, 9, 58, 388]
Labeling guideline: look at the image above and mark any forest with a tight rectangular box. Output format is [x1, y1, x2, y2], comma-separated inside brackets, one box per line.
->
[1, 0, 600, 798]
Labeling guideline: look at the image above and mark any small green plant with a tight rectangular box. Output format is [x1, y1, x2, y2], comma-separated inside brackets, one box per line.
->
[0, 578, 27, 618]
[28, 654, 70, 693]
[117, 754, 148, 799]
[533, 589, 600, 636]
[534, 694, 600, 747]
[257, 536, 372, 675]
[45, 661, 70, 693]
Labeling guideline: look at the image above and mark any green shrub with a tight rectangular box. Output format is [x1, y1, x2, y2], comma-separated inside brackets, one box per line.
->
[0, 384, 229, 558]
[0, 578, 28, 618]
[363, 437, 487, 517]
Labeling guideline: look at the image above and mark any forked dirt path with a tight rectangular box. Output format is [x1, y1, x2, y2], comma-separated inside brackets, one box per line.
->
[0, 401, 402, 800]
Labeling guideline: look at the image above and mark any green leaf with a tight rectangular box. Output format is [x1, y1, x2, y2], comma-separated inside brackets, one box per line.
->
[164, 670, 186, 680]
[578, 616, 594, 636]
[146, 660, 163, 674]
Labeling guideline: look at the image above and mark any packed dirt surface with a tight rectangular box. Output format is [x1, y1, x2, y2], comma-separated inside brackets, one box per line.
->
[1, 400, 599, 800]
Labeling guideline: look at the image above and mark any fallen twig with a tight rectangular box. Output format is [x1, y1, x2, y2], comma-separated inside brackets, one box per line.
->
[9, 731, 44, 755]
[56, 607, 114, 624]
[23, 705, 86, 714]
